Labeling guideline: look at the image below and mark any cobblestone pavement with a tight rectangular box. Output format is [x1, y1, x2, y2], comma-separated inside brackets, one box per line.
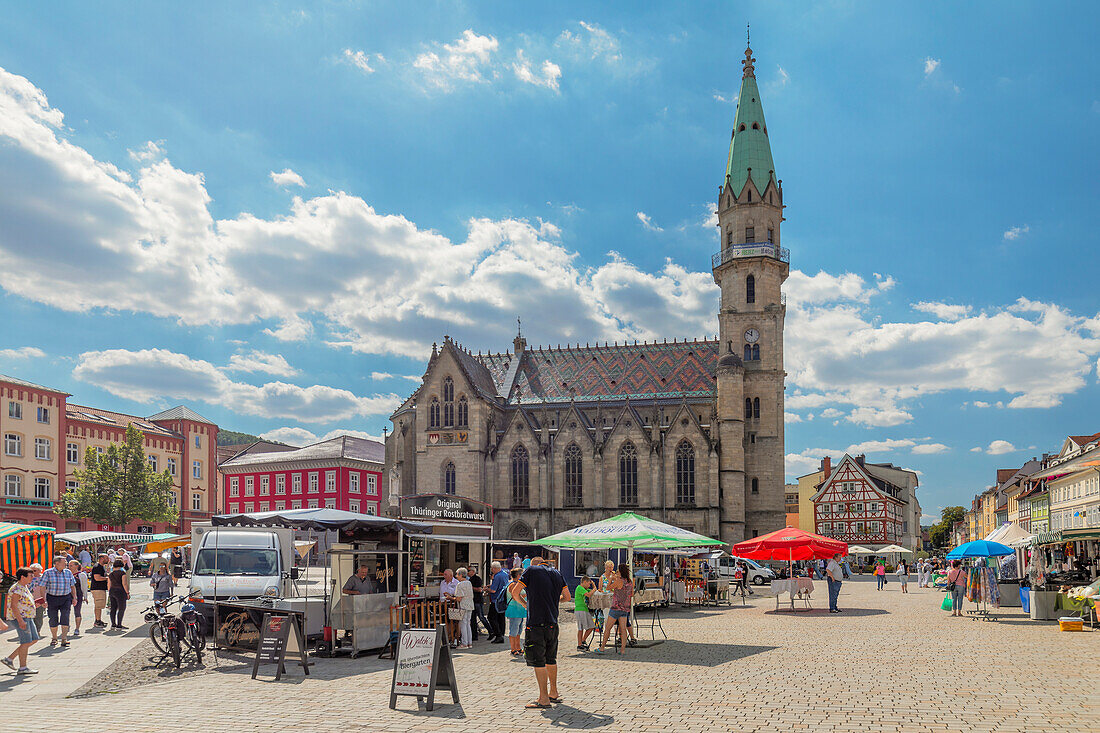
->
[1, 577, 1097, 732]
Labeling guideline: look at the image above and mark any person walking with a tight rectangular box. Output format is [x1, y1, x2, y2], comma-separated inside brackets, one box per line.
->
[107, 559, 130, 629]
[89, 553, 110, 628]
[67, 560, 88, 637]
[453, 567, 475, 649]
[469, 565, 489, 642]
[896, 561, 909, 593]
[947, 560, 967, 617]
[505, 568, 527, 657]
[574, 575, 596, 650]
[439, 568, 459, 648]
[170, 547, 184, 579]
[596, 564, 632, 655]
[513, 557, 569, 709]
[874, 559, 887, 590]
[150, 563, 175, 604]
[78, 547, 93, 571]
[27, 563, 46, 632]
[825, 553, 844, 613]
[2, 568, 41, 675]
[38, 555, 76, 648]
[488, 561, 510, 644]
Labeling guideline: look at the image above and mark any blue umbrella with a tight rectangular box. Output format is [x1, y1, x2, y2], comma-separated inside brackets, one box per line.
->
[946, 540, 1014, 559]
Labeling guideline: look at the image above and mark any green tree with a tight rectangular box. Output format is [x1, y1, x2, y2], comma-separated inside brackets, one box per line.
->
[928, 505, 966, 549]
[56, 424, 178, 528]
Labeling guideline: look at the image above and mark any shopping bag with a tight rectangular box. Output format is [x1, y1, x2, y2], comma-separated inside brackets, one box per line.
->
[940, 596, 952, 611]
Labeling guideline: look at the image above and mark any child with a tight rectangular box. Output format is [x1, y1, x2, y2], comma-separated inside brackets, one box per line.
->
[575, 576, 597, 650]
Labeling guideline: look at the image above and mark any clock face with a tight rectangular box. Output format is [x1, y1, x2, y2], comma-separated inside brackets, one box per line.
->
[744, 328, 760, 344]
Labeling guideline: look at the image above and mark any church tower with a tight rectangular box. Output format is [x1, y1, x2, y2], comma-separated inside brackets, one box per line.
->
[714, 40, 788, 541]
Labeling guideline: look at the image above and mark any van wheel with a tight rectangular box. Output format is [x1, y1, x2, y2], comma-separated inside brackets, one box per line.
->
[752, 575, 765, 586]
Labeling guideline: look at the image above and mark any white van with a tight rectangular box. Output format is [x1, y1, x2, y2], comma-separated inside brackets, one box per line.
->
[189, 524, 297, 618]
[716, 555, 776, 585]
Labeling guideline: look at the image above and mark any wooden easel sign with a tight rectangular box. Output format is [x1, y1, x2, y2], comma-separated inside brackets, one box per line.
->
[252, 613, 310, 681]
[389, 625, 459, 711]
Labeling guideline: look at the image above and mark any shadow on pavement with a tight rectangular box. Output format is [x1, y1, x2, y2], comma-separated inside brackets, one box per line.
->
[541, 703, 615, 728]
[569, 639, 775, 666]
[762, 607, 888, 618]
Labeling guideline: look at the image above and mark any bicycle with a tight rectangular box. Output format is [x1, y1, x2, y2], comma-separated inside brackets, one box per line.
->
[144, 595, 205, 668]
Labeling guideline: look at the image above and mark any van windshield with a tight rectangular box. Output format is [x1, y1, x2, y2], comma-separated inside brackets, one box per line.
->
[194, 548, 278, 576]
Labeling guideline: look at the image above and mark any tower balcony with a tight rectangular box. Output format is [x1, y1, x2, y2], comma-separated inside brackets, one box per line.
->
[712, 242, 789, 269]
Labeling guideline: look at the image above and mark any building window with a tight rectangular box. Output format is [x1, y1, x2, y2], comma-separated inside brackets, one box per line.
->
[675, 441, 695, 506]
[751, 344, 760, 361]
[167, 458, 176, 476]
[65, 480, 78, 493]
[194, 435, 201, 449]
[8, 402, 21, 419]
[3, 434, 22, 458]
[326, 471, 336, 492]
[367, 474, 377, 495]
[258, 501, 269, 511]
[429, 398, 440, 428]
[192, 493, 202, 510]
[751, 477, 759, 494]
[293, 474, 302, 493]
[309, 472, 318, 492]
[292, 500, 302, 509]
[457, 398, 468, 428]
[167, 491, 177, 507]
[511, 444, 530, 506]
[349, 473, 359, 493]
[443, 376, 454, 402]
[37, 406, 50, 424]
[744, 397, 752, 419]
[230, 477, 239, 497]
[276, 475, 286, 494]
[4, 474, 21, 496]
[67, 442, 79, 464]
[563, 443, 582, 507]
[192, 461, 202, 479]
[443, 462, 456, 495]
[148, 455, 158, 472]
[275, 501, 285, 511]
[726, 229, 733, 247]
[746, 274, 755, 304]
[260, 476, 269, 495]
[619, 442, 638, 506]
[366, 504, 377, 516]
[753, 398, 760, 419]
[349, 500, 360, 513]
[745, 226, 755, 243]
[324, 498, 336, 509]
[245, 477, 254, 496]
[308, 499, 319, 509]
[34, 437, 51, 460]
[767, 228, 774, 242]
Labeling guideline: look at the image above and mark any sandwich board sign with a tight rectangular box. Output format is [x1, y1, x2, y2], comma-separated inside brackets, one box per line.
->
[389, 625, 459, 711]
[251, 613, 310, 681]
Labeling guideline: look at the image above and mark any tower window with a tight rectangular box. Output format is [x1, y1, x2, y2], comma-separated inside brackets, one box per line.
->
[747, 189, 752, 203]
[457, 397, 468, 428]
[738, 124, 746, 132]
[752, 344, 760, 361]
[511, 444, 529, 506]
[744, 344, 752, 361]
[746, 274, 756, 304]
[443, 461, 456, 495]
[767, 228, 774, 242]
[751, 477, 759, 494]
[429, 398, 440, 428]
[564, 443, 582, 507]
[744, 398, 752, 419]
[753, 397, 760, 419]
[726, 229, 733, 247]
[675, 441, 695, 506]
[752, 122, 759, 130]
[619, 442, 638, 506]
[745, 227, 755, 243]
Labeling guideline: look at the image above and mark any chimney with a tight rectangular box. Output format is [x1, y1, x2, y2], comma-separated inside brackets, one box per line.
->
[855, 454, 866, 466]
[820, 456, 831, 476]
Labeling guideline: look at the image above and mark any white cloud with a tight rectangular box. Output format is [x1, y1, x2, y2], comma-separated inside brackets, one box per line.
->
[986, 439, 1017, 455]
[819, 408, 843, 419]
[225, 350, 299, 377]
[270, 168, 306, 188]
[371, 371, 421, 383]
[784, 412, 803, 424]
[129, 140, 164, 163]
[414, 30, 499, 90]
[923, 57, 941, 77]
[712, 92, 737, 104]
[970, 447, 983, 453]
[73, 348, 399, 423]
[557, 21, 622, 65]
[342, 49, 377, 75]
[846, 438, 915, 454]
[913, 301, 971, 321]
[636, 211, 662, 232]
[846, 406, 914, 427]
[0, 346, 46, 360]
[912, 443, 949, 455]
[513, 50, 561, 91]
[972, 401, 991, 408]
[259, 426, 383, 446]
[1003, 225, 1029, 241]
[264, 316, 313, 342]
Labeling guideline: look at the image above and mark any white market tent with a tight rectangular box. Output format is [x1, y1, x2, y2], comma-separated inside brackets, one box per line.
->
[984, 522, 1036, 549]
[847, 545, 876, 555]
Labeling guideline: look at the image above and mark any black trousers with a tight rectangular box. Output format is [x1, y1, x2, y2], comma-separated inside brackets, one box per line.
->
[471, 600, 491, 639]
[109, 589, 127, 626]
[488, 605, 506, 639]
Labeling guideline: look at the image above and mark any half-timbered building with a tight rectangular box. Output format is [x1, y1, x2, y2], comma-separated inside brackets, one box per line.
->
[811, 454, 918, 550]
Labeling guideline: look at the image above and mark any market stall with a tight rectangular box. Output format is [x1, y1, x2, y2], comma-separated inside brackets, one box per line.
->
[732, 527, 847, 612]
[0, 522, 55, 617]
[397, 494, 493, 602]
[946, 539, 1014, 621]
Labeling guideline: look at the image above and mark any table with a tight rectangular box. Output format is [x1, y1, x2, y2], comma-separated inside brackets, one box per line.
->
[586, 590, 612, 610]
[770, 578, 814, 611]
[1055, 593, 1098, 627]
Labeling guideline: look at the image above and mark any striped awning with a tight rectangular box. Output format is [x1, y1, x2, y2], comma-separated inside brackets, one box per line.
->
[54, 531, 156, 547]
[0, 522, 55, 577]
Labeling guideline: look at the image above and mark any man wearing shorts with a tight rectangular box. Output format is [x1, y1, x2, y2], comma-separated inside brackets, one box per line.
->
[513, 557, 570, 709]
[89, 553, 110, 627]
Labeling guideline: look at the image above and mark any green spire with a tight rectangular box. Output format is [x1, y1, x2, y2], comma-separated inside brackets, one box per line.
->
[724, 44, 776, 197]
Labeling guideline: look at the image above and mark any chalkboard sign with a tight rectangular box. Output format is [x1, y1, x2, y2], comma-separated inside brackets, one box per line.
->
[389, 625, 459, 711]
[251, 613, 310, 681]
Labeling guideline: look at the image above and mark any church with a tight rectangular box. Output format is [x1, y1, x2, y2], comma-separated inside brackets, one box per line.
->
[385, 43, 788, 544]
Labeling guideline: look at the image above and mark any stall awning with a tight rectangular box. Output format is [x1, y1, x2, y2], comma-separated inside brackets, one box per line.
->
[143, 535, 190, 553]
[1, 522, 55, 576]
[1063, 527, 1100, 542]
[213, 508, 434, 535]
[54, 530, 160, 547]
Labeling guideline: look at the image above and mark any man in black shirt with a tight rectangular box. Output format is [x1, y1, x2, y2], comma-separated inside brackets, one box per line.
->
[513, 557, 570, 709]
[468, 565, 489, 642]
[89, 554, 110, 628]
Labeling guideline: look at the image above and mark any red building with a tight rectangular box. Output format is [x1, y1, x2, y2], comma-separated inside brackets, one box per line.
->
[219, 435, 384, 516]
[811, 454, 904, 547]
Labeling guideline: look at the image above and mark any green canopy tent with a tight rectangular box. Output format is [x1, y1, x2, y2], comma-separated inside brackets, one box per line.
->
[532, 512, 725, 644]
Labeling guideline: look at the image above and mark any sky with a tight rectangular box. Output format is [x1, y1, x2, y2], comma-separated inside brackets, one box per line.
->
[1, 1, 1098, 523]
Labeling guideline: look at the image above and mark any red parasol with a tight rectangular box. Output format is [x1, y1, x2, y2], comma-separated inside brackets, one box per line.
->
[732, 527, 847, 576]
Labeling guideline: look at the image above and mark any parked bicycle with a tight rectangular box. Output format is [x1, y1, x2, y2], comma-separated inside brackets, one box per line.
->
[144, 595, 205, 668]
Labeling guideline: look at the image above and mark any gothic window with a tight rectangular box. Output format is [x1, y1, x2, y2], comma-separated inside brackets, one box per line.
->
[564, 443, 582, 507]
[745, 226, 755, 243]
[746, 274, 756, 304]
[511, 445, 529, 507]
[675, 441, 695, 506]
[726, 229, 733, 247]
[752, 344, 760, 361]
[744, 398, 752, 419]
[457, 397, 468, 428]
[753, 397, 760, 419]
[442, 377, 454, 427]
[429, 398, 440, 428]
[744, 344, 752, 361]
[767, 227, 774, 242]
[442, 377, 454, 402]
[751, 477, 759, 495]
[442, 462, 456, 495]
[747, 189, 752, 203]
[619, 442, 638, 506]
[738, 124, 746, 132]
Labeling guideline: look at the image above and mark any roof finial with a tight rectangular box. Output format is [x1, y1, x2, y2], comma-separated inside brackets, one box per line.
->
[742, 31, 756, 79]
[517, 316, 522, 338]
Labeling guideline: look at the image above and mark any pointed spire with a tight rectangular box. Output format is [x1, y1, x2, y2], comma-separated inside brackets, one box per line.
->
[742, 38, 756, 79]
[725, 37, 776, 198]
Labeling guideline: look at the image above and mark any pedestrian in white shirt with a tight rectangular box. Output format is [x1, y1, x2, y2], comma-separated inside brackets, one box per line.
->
[825, 554, 844, 613]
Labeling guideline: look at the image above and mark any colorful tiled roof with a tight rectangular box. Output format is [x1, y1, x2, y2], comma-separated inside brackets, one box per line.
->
[477, 340, 720, 404]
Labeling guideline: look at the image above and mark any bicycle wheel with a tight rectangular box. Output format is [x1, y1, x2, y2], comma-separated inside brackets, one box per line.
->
[167, 627, 182, 669]
[149, 623, 168, 655]
[188, 624, 204, 664]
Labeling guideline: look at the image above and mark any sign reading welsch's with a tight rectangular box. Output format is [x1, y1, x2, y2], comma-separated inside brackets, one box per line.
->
[399, 494, 492, 524]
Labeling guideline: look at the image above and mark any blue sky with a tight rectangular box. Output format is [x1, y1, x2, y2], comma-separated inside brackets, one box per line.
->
[1, 2, 1098, 522]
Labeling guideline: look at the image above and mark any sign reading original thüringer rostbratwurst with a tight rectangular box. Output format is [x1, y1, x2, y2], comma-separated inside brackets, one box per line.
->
[399, 494, 492, 524]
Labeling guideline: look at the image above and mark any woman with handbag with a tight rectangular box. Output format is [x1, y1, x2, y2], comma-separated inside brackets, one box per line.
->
[453, 568, 475, 649]
[946, 560, 966, 617]
[874, 559, 887, 590]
